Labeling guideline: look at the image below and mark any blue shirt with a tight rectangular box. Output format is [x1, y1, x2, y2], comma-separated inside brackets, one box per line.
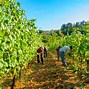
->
[59, 46, 70, 53]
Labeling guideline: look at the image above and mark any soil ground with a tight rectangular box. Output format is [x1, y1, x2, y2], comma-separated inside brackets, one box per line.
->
[2, 51, 89, 89]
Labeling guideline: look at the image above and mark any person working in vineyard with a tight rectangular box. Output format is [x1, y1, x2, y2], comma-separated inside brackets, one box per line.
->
[37, 46, 44, 64]
[44, 46, 48, 58]
[56, 46, 61, 61]
[37, 46, 48, 64]
[59, 46, 72, 66]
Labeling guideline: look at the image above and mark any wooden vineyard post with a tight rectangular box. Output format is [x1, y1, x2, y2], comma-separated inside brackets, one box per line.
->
[11, 75, 16, 89]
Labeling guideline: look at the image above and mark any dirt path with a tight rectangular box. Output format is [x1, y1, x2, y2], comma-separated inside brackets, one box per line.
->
[2, 51, 89, 89]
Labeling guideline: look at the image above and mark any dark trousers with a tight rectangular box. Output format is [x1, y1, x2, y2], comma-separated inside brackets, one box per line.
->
[44, 51, 47, 58]
[37, 53, 44, 64]
[57, 51, 59, 61]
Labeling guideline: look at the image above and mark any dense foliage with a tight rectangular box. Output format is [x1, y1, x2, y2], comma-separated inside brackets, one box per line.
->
[0, 0, 42, 88]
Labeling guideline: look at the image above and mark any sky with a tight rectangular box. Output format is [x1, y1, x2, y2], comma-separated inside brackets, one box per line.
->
[16, 0, 89, 30]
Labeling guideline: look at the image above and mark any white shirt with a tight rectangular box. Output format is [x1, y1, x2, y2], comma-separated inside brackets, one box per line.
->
[59, 46, 70, 53]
